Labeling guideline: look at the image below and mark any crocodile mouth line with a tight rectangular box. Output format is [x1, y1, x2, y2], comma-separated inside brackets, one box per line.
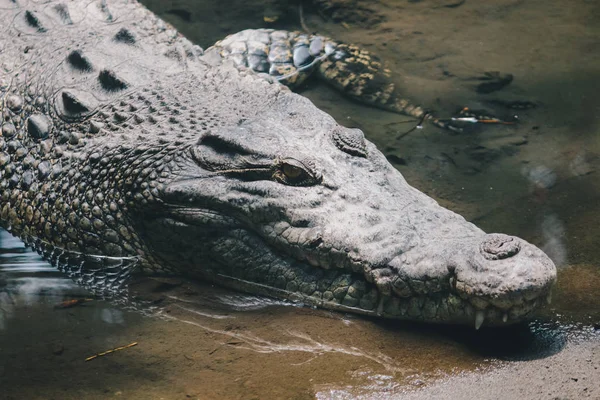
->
[161, 208, 552, 328]
[213, 272, 546, 329]
[213, 273, 382, 317]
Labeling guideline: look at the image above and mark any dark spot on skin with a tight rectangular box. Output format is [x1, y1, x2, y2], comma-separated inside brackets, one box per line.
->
[53, 4, 73, 24]
[443, 0, 466, 8]
[113, 28, 136, 44]
[98, 69, 128, 92]
[61, 90, 91, 114]
[25, 10, 46, 32]
[67, 50, 93, 72]
[99, 0, 114, 22]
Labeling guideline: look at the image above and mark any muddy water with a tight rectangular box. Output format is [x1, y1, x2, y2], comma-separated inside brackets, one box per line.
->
[2, 0, 600, 399]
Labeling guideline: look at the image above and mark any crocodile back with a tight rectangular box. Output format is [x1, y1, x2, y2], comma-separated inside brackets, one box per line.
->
[0, 0, 287, 257]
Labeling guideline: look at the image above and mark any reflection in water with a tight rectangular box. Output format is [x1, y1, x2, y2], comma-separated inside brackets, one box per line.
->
[541, 214, 568, 268]
[523, 164, 557, 192]
[0, 230, 84, 331]
[100, 308, 126, 325]
[568, 151, 594, 177]
[166, 292, 289, 312]
[0, 229, 134, 333]
[161, 312, 406, 373]
[174, 303, 234, 319]
[316, 373, 406, 400]
[0, 292, 12, 331]
[520, 163, 569, 268]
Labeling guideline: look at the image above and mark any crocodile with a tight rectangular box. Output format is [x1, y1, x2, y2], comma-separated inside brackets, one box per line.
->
[202, 28, 472, 132]
[204, 29, 435, 119]
[0, 0, 556, 328]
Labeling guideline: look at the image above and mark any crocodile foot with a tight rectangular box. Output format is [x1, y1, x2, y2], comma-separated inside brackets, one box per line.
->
[432, 107, 519, 133]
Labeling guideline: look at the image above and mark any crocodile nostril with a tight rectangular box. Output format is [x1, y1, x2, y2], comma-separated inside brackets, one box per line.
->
[480, 234, 521, 260]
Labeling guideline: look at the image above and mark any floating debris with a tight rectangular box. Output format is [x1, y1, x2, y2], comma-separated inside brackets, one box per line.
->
[85, 342, 138, 362]
[54, 298, 94, 309]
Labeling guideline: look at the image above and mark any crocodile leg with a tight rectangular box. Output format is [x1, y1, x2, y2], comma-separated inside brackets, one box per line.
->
[313, 42, 457, 129]
[205, 29, 465, 132]
[316, 43, 427, 118]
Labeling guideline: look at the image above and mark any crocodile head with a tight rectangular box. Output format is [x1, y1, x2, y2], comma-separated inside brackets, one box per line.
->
[142, 89, 556, 328]
[0, 0, 554, 329]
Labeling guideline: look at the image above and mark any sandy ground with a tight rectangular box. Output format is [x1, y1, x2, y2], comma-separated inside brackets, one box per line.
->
[396, 339, 600, 400]
[2, 272, 598, 400]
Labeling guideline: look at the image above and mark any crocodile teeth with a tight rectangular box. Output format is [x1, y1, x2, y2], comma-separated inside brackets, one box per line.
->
[502, 313, 508, 323]
[475, 310, 485, 330]
[546, 293, 552, 305]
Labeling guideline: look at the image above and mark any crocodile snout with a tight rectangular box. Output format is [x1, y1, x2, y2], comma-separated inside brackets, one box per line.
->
[480, 233, 521, 260]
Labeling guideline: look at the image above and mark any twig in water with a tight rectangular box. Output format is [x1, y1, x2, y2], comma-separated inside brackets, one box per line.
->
[54, 298, 94, 309]
[85, 342, 138, 362]
[299, 2, 310, 33]
[396, 112, 430, 140]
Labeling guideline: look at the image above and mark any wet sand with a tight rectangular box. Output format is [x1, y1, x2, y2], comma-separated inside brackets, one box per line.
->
[2, 250, 598, 399]
[395, 339, 600, 400]
[2, 0, 600, 399]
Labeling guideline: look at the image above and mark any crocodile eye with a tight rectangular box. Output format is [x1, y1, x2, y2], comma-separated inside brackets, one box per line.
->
[282, 164, 302, 179]
[274, 158, 321, 186]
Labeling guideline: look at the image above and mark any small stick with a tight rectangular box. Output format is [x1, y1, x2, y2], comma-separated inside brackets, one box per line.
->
[54, 298, 94, 309]
[396, 113, 430, 140]
[299, 2, 310, 33]
[85, 342, 138, 362]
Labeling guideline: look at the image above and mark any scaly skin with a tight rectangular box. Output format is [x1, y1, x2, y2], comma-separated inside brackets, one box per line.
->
[204, 29, 458, 131]
[0, 0, 556, 327]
